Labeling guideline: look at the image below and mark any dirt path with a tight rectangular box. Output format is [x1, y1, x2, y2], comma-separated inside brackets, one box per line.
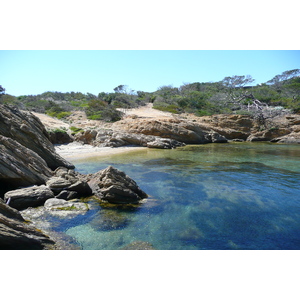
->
[117, 103, 173, 119]
[31, 112, 70, 130]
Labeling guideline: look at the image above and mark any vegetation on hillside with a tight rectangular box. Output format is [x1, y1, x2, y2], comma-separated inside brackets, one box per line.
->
[1, 69, 299, 122]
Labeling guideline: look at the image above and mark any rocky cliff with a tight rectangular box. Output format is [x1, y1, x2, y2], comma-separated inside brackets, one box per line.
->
[0, 105, 74, 170]
[0, 105, 76, 249]
[0, 105, 75, 193]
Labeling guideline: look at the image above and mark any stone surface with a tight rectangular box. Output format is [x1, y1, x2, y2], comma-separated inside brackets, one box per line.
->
[0, 104, 74, 170]
[0, 200, 55, 250]
[111, 118, 213, 144]
[87, 166, 148, 204]
[47, 167, 93, 197]
[4, 185, 54, 210]
[48, 130, 74, 144]
[270, 133, 300, 144]
[44, 198, 89, 212]
[0, 135, 53, 191]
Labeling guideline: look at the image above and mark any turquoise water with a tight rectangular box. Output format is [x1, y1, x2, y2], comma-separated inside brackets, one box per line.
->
[51, 143, 300, 250]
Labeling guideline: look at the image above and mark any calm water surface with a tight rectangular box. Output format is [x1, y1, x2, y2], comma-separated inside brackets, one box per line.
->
[50, 143, 300, 250]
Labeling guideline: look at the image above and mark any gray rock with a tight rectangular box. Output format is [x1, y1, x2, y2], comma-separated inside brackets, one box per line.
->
[147, 138, 185, 149]
[48, 130, 74, 144]
[0, 199, 24, 221]
[0, 135, 53, 190]
[205, 132, 228, 143]
[0, 200, 55, 249]
[87, 166, 148, 204]
[56, 190, 78, 200]
[0, 104, 74, 170]
[46, 177, 72, 189]
[4, 185, 54, 210]
[46, 171, 92, 197]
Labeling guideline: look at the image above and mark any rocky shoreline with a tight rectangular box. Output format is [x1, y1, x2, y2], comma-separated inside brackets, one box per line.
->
[1, 103, 300, 249]
[0, 104, 149, 249]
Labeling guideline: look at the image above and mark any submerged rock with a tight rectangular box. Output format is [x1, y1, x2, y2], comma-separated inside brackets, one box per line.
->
[120, 241, 156, 250]
[90, 209, 130, 231]
[87, 166, 148, 204]
[44, 198, 89, 212]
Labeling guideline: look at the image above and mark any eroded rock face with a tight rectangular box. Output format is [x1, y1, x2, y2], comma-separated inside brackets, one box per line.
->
[270, 133, 300, 144]
[0, 135, 53, 191]
[0, 200, 55, 250]
[75, 130, 186, 149]
[111, 118, 213, 144]
[74, 117, 228, 148]
[87, 166, 148, 204]
[0, 104, 74, 170]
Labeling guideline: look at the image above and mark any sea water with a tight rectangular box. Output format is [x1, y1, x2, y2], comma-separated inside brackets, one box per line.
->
[49, 143, 300, 250]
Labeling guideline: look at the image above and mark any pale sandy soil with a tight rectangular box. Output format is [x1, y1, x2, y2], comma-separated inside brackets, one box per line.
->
[55, 142, 146, 161]
[117, 103, 173, 119]
[31, 112, 70, 130]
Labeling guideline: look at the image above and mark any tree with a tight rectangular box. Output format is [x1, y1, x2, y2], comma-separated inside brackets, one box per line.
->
[0, 85, 5, 99]
[266, 69, 300, 93]
[222, 75, 254, 99]
[113, 85, 127, 93]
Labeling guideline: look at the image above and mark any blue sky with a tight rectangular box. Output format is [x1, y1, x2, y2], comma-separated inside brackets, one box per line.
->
[1, 50, 299, 97]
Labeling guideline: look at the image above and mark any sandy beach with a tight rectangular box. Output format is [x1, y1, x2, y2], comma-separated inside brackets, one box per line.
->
[55, 142, 146, 161]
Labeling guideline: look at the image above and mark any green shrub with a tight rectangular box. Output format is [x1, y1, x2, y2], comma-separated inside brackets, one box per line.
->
[56, 111, 71, 119]
[153, 103, 181, 114]
[70, 126, 83, 134]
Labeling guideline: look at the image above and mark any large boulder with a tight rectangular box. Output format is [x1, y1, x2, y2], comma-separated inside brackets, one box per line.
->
[0, 199, 55, 249]
[4, 185, 54, 210]
[0, 104, 74, 170]
[48, 130, 74, 144]
[86, 166, 148, 204]
[0, 135, 53, 190]
[47, 167, 93, 197]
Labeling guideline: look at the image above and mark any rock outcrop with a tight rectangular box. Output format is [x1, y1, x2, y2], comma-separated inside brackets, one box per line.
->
[0, 135, 53, 190]
[196, 113, 300, 143]
[75, 129, 186, 149]
[0, 104, 74, 170]
[270, 132, 300, 144]
[111, 117, 228, 144]
[74, 117, 228, 148]
[86, 166, 148, 204]
[0, 199, 55, 250]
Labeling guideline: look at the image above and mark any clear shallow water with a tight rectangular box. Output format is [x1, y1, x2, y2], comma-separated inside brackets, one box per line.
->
[51, 143, 300, 250]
